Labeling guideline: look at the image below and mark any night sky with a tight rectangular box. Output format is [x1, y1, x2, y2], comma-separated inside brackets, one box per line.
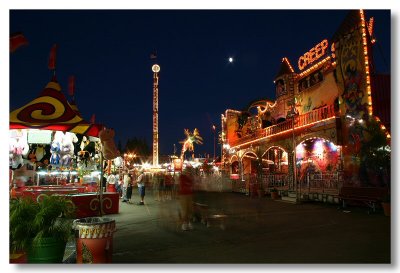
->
[9, 9, 391, 158]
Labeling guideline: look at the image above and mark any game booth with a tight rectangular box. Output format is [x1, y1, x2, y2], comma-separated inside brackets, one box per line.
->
[9, 77, 120, 218]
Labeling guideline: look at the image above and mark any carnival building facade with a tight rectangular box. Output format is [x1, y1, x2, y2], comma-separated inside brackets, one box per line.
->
[220, 10, 390, 203]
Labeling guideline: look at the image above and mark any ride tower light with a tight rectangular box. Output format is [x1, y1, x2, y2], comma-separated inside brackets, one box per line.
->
[152, 64, 160, 167]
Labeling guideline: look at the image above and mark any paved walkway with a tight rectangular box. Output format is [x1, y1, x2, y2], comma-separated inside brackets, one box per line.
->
[105, 191, 391, 264]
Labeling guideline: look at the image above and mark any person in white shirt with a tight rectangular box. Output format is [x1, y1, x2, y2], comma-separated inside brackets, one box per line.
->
[116, 175, 123, 198]
[122, 173, 131, 202]
[107, 172, 116, 192]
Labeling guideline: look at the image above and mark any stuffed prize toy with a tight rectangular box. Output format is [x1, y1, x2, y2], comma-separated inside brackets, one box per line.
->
[19, 130, 30, 159]
[28, 148, 37, 163]
[60, 140, 72, 167]
[114, 156, 123, 167]
[35, 144, 46, 162]
[9, 137, 23, 169]
[9, 130, 29, 170]
[99, 128, 120, 160]
[50, 131, 64, 165]
[78, 136, 95, 167]
[60, 132, 78, 167]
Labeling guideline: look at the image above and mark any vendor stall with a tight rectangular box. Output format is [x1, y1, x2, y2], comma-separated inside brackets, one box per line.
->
[9, 77, 119, 217]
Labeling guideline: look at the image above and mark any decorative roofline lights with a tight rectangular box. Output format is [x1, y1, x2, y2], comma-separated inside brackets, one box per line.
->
[225, 109, 242, 116]
[231, 116, 336, 149]
[282, 57, 295, 73]
[297, 56, 331, 78]
[367, 17, 376, 44]
[360, 9, 373, 116]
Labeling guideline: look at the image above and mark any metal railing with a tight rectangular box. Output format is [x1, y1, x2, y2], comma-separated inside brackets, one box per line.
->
[231, 171, 343, 196]
[231, 104, 336, 147]
[264, 174, 289, 189]
[299, 171, 343, 194]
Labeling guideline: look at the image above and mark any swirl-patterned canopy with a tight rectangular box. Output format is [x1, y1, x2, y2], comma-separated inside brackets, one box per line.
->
[10, 79, 103, 137]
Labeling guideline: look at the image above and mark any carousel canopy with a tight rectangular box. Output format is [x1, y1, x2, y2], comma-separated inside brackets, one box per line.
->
[10, 78, 103, 137]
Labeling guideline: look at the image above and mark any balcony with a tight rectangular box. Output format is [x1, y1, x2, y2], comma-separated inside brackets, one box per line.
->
[230, 104, 336, 148]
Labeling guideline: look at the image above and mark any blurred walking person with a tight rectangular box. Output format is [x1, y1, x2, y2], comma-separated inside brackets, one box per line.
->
[126, 178, 133, 203]
[116, 175, 123, 198]
[179, 166, 194, 231]
[137, 171, 146, 205]
[164, 172, 173, 200]
[122, 173, 131, 202]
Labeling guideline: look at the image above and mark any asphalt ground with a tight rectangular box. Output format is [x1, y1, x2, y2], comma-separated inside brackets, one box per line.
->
[107, 190, 391, 264]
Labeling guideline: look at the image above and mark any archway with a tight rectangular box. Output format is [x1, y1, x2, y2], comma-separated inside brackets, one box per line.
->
[296, 137, 341, 188]
[264, 146, 288, 174]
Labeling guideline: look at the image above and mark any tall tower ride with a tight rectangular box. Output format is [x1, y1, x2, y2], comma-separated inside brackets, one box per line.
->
[152, 63, 160, 167]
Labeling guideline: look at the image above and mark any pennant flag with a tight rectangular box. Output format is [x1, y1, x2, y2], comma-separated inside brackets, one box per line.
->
[48, 44, 58, 70]
[10, 32, 28, 53]
[150, 51, 157, 60]
[90, 114, 96, 124]
[68, 76, 75, 96]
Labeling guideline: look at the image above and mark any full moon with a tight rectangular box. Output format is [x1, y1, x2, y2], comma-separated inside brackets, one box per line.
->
[228, 57, 233, 63]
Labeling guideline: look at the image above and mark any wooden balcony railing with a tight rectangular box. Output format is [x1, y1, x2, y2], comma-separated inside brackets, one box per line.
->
[231, 104, 336, 147]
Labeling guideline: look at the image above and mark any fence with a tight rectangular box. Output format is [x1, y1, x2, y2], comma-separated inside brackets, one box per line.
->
[230, 171, 342, 195]
[300, 172, 343, 194]
[194, 170, 343, 196]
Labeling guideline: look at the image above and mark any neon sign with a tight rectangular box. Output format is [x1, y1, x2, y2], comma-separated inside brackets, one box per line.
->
[298, 39, 328, 71]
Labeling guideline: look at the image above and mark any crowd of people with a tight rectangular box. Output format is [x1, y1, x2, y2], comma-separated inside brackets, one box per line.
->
[103, 167, 196, 231]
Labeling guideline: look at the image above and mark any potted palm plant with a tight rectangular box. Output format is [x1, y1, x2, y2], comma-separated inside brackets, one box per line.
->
[10, 195, 76, 263]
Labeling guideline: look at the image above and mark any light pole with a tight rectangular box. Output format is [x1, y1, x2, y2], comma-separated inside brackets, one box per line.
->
[292, 115, 297, 201]
[287, 100, 297, 202]
[212, 125, 216, 161]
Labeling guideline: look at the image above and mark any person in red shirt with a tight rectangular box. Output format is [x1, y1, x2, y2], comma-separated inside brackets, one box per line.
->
[179, 166, 194, 231]
[164, 172, 173, 200]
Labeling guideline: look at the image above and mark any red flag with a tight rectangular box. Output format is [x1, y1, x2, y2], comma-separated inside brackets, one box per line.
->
[10, 32, 28, 52]
[90, 114, 96, 124]
[48, 44, 58, 70]
[68, 76, 75, 96]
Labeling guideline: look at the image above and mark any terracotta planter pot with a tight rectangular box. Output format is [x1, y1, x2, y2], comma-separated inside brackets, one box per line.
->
[74, 217, 116, 263]
[271, 191, 279, 199]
